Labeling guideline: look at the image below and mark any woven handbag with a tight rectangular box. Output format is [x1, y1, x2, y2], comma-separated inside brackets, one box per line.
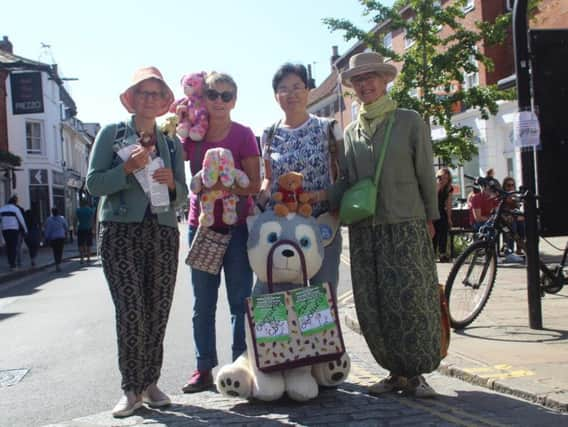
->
[246, 240, 345, 372]
[185, 226, 231, 275]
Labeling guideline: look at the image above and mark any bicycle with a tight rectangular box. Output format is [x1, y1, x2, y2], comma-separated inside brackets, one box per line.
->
[444, 176, 568, 329]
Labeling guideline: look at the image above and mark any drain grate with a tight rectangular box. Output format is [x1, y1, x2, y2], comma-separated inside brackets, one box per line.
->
[0, 369, 29, 387]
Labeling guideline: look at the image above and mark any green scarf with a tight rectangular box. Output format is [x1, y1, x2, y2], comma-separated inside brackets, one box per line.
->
[357, 96, 397, 140]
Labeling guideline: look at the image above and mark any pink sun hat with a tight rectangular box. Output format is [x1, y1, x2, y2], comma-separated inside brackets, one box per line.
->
[119, 66, 174, 116]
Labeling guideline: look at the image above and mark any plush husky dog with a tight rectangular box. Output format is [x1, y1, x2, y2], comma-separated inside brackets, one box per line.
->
[215, 210, 350, 402]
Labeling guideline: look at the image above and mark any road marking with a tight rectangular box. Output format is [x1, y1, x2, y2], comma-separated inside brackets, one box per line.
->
[348, 364, 509, 427]
[463, 364, 535, 380]
[337, 290, 353, 304]
[340, 254, 350, 266]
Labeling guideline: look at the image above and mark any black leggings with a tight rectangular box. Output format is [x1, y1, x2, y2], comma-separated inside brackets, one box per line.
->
[432, 215, 449, 256]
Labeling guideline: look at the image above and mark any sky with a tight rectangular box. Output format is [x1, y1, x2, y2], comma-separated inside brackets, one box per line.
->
[3, 0, 393, 135]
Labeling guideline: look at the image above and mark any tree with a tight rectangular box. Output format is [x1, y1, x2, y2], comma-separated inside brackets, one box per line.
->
[324, 0, 520, 166]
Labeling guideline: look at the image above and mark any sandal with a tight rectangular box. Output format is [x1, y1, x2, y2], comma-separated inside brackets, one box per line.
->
[368, 374, 407, 395]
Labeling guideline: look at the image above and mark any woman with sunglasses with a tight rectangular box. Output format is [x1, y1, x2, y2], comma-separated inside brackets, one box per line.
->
[182, 72, 260, 393]
[87, 66, 188, 417]
[258, 63, 344, 294]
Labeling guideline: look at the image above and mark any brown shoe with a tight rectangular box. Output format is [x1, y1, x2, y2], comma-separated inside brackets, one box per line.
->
[182, 370, 213, 393]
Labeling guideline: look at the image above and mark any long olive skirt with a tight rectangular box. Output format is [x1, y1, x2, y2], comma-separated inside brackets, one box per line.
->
[349, 219, 442, 377]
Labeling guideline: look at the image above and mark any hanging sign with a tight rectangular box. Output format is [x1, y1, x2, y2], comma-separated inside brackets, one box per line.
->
[10, 72, 44, 115]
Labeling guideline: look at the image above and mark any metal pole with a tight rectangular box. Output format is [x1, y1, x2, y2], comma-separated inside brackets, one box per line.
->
[513, 0, 542, 329]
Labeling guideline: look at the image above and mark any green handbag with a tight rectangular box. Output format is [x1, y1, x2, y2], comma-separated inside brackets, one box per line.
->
[339, 114, 395, 225]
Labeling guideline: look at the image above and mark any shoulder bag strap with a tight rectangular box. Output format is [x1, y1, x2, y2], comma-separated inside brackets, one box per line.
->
[327, 119, 339, 183]
[372, 112, 396, 188]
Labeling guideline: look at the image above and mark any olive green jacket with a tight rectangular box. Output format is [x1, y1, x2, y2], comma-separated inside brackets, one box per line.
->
[86, 116, 188, 228]
[327, 108, 439, 224]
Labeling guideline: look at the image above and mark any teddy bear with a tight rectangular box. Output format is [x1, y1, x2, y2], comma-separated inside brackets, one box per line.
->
[215, 210, 351, 402]
[272, 171, 312, 217]
[190, 147, 250, 227]
[169, 72, 208, 141]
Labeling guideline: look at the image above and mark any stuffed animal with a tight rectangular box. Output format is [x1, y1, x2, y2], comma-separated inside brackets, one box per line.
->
[190, 148, 250, 227]
[272, 171, 312, 217]
[160, 114, 178, 139]
[169, 72, 208, 141]
[215, 210, 350, 402]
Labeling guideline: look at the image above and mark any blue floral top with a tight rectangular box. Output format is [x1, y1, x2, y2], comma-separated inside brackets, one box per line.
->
[261, 115, 337, 216]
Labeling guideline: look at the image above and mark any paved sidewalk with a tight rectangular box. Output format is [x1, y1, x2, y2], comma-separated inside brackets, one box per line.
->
[0, 241, 85, 285]
[343, 232, 568, 412]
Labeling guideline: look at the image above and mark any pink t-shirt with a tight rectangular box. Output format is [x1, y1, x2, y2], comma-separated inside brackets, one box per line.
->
[186, 122, 259, 228]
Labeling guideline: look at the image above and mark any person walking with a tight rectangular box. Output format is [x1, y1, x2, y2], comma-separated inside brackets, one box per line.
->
[328, 52, 442, 397]
[0, 195, 28, 270]
[87, 66, 188, 418]
[75, 199, 94, 264]
[44, 207, 68, 272]
[182, 72, 260, 393]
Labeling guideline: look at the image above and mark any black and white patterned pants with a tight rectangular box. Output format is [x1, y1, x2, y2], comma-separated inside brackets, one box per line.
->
[100, 217, 179, 394]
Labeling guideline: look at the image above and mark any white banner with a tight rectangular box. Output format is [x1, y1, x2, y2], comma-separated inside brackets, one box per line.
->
[513, 111, 541, 148]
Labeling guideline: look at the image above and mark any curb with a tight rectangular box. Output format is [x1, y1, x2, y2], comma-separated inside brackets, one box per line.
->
[343, 311, 568, 413]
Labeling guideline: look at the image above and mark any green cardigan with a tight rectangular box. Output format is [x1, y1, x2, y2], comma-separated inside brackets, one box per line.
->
[327, 108, 439, 225]
[86, 116, 188, 228]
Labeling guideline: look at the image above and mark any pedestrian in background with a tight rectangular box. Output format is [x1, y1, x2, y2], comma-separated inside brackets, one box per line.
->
[329, 52, 442, 397]
[433, 168, 453, 262]
[0, 195, 28, 271]
[44, 207, 68, 272]
[14, 197, 26, 267]
[75, 199, 94, 264]
[87, 66, 188, 418]
[182, 72, 260, 394]
[24, 208, 41, 267]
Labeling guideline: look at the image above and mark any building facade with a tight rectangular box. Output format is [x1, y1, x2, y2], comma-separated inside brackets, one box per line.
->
[307, 0, 565, 198]
[0, 36, 98, 236]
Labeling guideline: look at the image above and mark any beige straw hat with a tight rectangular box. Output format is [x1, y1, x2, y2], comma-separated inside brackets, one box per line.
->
[340, 52, 398, 88]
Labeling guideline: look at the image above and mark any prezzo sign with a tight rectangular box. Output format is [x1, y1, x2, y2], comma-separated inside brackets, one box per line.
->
[10, 72, 44, 115]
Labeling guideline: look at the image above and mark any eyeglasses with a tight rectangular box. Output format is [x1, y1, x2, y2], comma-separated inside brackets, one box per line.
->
[351, 73, 380, 85]
[206, 89, 234, 102]
[134, 90, 165, 100]
[276, 85, 306, 95]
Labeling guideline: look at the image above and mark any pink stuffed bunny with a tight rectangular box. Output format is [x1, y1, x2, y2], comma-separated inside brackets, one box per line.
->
[169, 72, 209, 141]
[190, 148, 250, 227]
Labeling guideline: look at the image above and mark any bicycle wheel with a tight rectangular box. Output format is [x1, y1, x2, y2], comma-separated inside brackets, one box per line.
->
[445, 240, 497, 329]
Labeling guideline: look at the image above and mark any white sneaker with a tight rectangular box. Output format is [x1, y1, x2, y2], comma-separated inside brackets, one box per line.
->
[112, 394, 143, 418]
[142, 384, 171, 408]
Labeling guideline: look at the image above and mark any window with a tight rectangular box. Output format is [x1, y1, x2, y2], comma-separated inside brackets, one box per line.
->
[463, 0, 474, 13]
[26, 121, 42, 154]
[463, 48, 479, 89]
[383, 32, 392, 50]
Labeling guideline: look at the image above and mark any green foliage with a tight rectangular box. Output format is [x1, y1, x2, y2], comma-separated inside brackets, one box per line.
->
[324, 0, 520, 167]
[0, 150, 22, 167]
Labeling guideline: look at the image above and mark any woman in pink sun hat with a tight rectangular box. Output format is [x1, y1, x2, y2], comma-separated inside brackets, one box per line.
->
[87, 66, 188, 418]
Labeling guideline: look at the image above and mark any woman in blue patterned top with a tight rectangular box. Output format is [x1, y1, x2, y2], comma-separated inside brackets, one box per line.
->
[259, 63, 344, 293]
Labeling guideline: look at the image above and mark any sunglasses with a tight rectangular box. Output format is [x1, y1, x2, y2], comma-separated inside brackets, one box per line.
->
[206, 89, 234, 102]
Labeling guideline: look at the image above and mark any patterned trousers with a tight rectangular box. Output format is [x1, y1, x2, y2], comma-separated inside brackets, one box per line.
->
[349, 219, 441, 378]
[100, 217, 179, 393]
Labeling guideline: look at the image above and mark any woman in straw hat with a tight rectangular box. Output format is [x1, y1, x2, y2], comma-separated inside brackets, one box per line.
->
[87, 66, 188, 417]
[329, 52, 442, 397]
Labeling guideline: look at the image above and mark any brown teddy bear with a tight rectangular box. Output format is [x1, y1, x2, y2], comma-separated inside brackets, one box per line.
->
[272, 171, 312, 217]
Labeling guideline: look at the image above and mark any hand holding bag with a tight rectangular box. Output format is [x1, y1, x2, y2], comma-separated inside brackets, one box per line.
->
[339, 114, 395, 225]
